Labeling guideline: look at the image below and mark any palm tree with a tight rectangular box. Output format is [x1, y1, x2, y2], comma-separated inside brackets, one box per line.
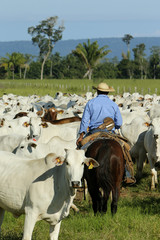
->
[22, 54, 34, 79]
[0, 53, 15, 79]
[72, 39, 111, 79]
[122, 34, 134, 59]
[0, 52, 25, 79]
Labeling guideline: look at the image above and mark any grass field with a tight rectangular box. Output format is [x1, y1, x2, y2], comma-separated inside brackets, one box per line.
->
[0, 78, 160, 239]
[0, 78, 160, 96]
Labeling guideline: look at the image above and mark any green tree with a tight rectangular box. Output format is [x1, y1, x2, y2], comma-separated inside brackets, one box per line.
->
[117, 59, 133, 79]
[28, 16, 65, 80]
[48, 52, 63, 79]
[61, 53, 85, 79]
[133, 43, 147, 79]
[22, 54, 34, 79]
[122, 34, 134, 59]
[121, 35, 134, 79]
[27, 61, 41, 79]
[149, 46, 160, 79]
[93, 60, 118, 79]
[0, 52, 25, 79]
[72, 39, 111, 80]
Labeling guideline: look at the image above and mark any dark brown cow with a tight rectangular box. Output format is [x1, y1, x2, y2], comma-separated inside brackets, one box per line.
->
[45, 116, 81, 125]
[84, 138, 125, 215]
[40, 107, 64, 122]
[13, 112, 28, 119]
[39, 106, 81, 124]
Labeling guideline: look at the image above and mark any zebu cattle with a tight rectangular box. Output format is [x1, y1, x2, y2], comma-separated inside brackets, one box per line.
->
[0, 116, 30, 136]
[13, 112, 28, 119]
[0, 116, 42, 140]
[38, 122, 80, 143]
[120, 117, 149, 180]
[148, 104, 160, 120]
[14, 136, 77, 159]
[84, 138, 125, 215]
[144, 117, 160, 189]
[0, 134, 25, 152]
[28, 117, 42, 140]
[0, 149, 99, 240]
[44, 107, 62, 119]
[13, 136, 79, 213]
[120, 116, 149, 145]
[42, 113, 81, 125]
[120, 108, 150, 124]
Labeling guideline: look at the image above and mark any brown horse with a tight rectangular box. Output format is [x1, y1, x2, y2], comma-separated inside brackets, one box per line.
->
[84, 138, 125, 215]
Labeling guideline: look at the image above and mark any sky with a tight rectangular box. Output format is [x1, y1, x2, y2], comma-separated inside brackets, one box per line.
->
[1, 0, 160, 42]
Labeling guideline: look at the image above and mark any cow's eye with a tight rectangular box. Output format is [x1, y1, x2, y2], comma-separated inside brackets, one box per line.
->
[82, 162, 84, 165]
[66, 162, 69, 165]
[20, 146, 24, 149]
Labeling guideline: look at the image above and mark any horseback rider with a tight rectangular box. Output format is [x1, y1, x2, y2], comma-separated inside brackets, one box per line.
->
[76, 82, 136, 185]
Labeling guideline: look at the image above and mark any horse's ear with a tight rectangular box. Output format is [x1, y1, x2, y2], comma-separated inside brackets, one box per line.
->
[84, 158, 99, 169]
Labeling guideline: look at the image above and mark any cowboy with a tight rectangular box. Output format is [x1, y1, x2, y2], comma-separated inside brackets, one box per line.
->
[76, 82, 122, 144]
[76, 82, 136, 185]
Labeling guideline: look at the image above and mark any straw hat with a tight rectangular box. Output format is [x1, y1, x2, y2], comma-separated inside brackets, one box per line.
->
[93, 82, 115, 92]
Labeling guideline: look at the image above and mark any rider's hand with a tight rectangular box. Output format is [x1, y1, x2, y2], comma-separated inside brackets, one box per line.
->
[76, 132, 85, 146]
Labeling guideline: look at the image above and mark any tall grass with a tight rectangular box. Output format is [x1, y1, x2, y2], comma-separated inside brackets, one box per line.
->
[0, 79, 160, 96]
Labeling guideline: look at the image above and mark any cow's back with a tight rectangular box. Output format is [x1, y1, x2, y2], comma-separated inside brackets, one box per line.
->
[84, 138, 125, 214]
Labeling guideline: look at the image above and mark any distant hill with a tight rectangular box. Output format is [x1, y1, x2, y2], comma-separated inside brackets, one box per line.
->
[0, 37, 160, 60]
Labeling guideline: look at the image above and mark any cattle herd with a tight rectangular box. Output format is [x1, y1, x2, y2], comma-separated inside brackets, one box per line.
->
[0, 91, 160, 239]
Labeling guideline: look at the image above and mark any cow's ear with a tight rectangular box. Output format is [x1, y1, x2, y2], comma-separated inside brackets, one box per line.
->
[45, 153, 64, 167]
[23, 122, 30, 127]
[144, 122, 151, 127]
[41, 122, 48, 128]
[54, 156, 65, 166]
[84, 158, 99, 169]
[58, 110, 64, 114]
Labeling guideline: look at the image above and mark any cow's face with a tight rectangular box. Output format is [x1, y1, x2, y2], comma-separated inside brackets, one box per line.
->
[15, 139, 37, 159]
[64, 149, 99, 188]
[29, 117, 42, 140]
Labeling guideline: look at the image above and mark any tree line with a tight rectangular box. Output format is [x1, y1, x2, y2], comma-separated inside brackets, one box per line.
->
[0, 17, 160, 80]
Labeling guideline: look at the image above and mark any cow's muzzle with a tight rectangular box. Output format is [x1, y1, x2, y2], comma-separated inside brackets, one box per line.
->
[71, 181, 81, 188]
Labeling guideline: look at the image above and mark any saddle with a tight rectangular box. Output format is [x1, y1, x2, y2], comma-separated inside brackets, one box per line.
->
[79, 131, 134, 178]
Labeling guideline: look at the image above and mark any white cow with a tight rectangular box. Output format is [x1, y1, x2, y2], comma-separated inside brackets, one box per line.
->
[38, 122, 79, 143]
[28, 117, 42, 140]
[14, 136, 77, 159]
[0, 149, 99, 240]
[144, 117, 160, 189]
[13, 136, 79, 213]
[120, 116, 149, 180]
[120, 116, 149, 145]
[120, 109, 150, 125]
[148, 104, 160, 120]
[0, 134, 25, 152]
[0, 116, 42, 139]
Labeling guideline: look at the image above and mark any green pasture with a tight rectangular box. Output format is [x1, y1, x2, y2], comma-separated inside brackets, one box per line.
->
[0, 79, 160, 239]
[0, 78, 160, 97]
[1, 164, 160, 240]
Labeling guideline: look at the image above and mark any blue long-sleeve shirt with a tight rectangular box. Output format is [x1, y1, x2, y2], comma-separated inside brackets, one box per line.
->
[79, 94, 122, 134]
